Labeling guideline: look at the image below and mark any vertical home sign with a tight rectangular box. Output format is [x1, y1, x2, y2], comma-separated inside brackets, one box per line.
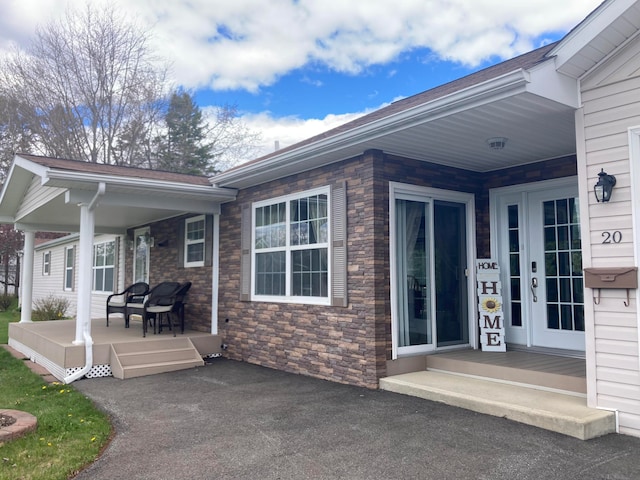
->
[476, 259, 506, 352]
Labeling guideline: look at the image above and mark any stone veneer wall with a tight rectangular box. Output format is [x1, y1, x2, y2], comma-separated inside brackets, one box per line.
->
[120, 151, 577, 388]
[217, 150, 579, 388]
[218, 151, 386, 388]
[124, 214, 212, 333]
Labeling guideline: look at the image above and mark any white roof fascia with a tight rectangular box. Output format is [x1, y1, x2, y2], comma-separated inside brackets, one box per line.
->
[13, 155, 50, 179]
[43, 169, 237, 199]
[213, 67, 553, 188]
[526, 59, 581, 108]
[549, 0, 636, 76]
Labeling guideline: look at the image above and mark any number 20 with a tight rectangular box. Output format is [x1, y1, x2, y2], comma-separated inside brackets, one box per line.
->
[602, 231, 622, 244]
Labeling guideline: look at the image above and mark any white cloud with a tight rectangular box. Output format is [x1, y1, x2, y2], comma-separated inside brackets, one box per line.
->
[240, 108, 373, 159]
[0, 0, 603, 92]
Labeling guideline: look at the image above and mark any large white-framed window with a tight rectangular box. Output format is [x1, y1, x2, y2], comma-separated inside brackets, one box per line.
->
[93, 240, 115, 293]
[64, 246, 75, 291]
[42, 251, 51, 276]
[252, 187, 330, 304]
[184, 215, 206, 267]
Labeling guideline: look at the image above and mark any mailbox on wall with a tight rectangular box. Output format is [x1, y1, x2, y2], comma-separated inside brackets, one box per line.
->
[583, 267, 638, 306]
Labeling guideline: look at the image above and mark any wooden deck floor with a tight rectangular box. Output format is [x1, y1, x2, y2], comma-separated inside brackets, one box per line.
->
[430, 349, 586, 378]
[8, 318, 221, 381]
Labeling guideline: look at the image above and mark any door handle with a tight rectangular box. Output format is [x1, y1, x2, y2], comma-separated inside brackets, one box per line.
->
[531, 277, 538, 302]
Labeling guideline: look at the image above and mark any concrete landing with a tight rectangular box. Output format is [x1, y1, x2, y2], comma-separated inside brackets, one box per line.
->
[379, 371, 616, 440]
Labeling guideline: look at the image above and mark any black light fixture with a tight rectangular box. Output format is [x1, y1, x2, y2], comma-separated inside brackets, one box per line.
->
[594, 168, 616, 203]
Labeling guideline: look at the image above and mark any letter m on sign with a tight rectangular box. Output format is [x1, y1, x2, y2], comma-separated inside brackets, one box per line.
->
[482, 315, 502, 329]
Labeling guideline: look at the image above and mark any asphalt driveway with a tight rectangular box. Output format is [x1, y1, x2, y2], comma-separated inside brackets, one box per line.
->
[73, 358, 640, 480]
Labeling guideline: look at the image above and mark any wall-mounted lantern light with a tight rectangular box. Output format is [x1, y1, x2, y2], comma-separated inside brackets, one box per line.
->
[594, 168, 616, 203]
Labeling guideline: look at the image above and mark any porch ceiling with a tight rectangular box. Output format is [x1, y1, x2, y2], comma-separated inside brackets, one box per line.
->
[214, 91, 577, 190]
[356, 93, 576, 171]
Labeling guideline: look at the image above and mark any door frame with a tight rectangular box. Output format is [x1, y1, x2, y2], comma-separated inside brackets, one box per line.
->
[490, 176, 583, 351]
[390, 182, 477, 359]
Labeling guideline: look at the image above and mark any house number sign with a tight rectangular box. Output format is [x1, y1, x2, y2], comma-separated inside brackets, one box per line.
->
[602, 231, 622, 244]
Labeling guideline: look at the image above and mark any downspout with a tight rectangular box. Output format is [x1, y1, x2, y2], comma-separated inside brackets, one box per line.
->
[64, 182, 105, 384]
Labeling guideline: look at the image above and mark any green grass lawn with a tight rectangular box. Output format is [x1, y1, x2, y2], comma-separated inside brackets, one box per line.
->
[0, 303, 113, 480]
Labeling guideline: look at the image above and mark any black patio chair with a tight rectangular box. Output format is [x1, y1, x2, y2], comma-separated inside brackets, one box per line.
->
[106, 282, 150, 328]
[156, 281, 192, 335]
[126, 281, 181, 337]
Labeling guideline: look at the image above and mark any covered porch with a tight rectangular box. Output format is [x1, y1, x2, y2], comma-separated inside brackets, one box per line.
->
[0, 154, 237, 382]
[9, 318, 222, 381]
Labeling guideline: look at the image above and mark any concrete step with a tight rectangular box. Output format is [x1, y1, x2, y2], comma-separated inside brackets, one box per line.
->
[379, 371, 616, 440]
[110, 338, 204, 379]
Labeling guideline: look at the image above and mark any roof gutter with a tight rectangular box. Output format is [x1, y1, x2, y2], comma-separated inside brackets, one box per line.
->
[213, 68, 532, 188]
[43, 170, 237, 199]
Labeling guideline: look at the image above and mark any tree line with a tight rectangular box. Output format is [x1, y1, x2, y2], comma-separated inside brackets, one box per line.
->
[0, 3, 262, 297]
[0, 3, 260, 182]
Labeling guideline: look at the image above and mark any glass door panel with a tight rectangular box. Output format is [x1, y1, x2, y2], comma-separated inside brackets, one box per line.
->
[434, 201, 468, 346]
[528, 189, 584, 351]
[133, 227, 150, 284]
[395, 199, 432, 348]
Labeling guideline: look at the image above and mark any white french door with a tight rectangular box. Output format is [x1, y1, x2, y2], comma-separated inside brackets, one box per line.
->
[494, 178, 585, 353]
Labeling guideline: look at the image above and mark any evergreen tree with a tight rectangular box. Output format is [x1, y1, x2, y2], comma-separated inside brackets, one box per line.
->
[156, 91, 214, 175]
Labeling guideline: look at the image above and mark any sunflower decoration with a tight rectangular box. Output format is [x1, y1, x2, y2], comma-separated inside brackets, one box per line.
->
[481, 297, 501, 313]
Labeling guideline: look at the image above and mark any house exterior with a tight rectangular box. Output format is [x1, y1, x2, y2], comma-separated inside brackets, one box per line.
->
[32, 233, 126, 319]
[2, 0, 640, 437]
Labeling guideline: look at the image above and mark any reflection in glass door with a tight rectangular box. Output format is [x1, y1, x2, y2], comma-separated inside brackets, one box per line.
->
[434, 201, 468, 346]
[394, 194, 470, 355]
[396, 199, 432, 347]
[133, 227, 150, 284]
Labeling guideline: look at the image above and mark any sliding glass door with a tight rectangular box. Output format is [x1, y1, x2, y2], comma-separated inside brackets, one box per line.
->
[392, 184, 473, 357]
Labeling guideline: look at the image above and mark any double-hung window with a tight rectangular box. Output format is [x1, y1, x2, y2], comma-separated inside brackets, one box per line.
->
[93, 240, 115, 292]
[253, 187, 330, 303]
[64, 247, 75, 291]
[42, 251, 51, 275]
[184, 215, 206, 267]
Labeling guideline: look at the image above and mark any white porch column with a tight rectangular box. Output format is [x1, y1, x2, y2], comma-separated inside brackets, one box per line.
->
[74, 204, 96, 345]
[19, 231, 35, 323]
[211, 213, 220, 335]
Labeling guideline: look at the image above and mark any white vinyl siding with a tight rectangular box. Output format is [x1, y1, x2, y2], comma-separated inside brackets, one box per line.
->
[32, 234, 125, 320]
[15, 176, 65, 221]
[579, 35, 640, 437]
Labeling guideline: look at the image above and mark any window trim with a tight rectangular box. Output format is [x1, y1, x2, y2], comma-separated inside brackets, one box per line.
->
[42, 251, 51, 276]
[184, 215, 206, 268]
[64, 246, 75, 291]
[251, 186, 331, 305]
[92, 239, 116, 293]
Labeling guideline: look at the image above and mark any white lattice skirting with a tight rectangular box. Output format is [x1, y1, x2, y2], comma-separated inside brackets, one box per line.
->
[8, 338, 113, 381]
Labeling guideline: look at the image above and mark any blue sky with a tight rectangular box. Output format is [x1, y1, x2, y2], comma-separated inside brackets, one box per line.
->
[1, 0, 603, 161]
